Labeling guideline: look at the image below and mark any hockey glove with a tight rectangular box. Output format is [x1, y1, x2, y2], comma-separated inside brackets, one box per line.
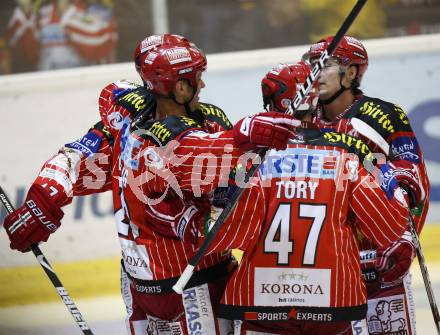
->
[145, 192, 210, 244]
[389, 160, 424, 208]
[378, 160, 423, 208]
[375, 231, 416, 285]
[174, 205, 208, 244]
[233, 112, 300, 151]
[3, 184, 63, 252]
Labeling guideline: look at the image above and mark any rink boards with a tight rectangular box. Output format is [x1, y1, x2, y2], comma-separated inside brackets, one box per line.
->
[0, 34, 440, 309]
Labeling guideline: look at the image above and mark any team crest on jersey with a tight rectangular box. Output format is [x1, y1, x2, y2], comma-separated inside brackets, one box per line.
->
[165, 47, 192, 65]
[260, 148, 340, 180]
[367, 294, 409, 335]
[108, 111, 124, 129]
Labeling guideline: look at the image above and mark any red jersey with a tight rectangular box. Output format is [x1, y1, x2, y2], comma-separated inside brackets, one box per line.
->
[33, 80, 236, 282]
[98, 81, 243, 281]
[198, 130, 409, 322]
[313, 95, 429, 236]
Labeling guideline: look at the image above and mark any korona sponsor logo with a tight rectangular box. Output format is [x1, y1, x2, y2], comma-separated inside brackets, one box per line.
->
[260, 283, 324, 295]
[244, 309, 333, 322]
[122, 250, 148, 269]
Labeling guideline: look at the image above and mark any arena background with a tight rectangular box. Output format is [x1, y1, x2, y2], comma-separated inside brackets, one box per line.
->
[1, 1, 440, 334]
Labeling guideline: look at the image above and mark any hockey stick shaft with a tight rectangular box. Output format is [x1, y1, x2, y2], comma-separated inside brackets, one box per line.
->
[172, 0, 368, 294]
[409, 215, 440, 334]
[288, 0, 367, 114]
[350, 119, 440, 334]
[173, 153, 264, 293]
[0, 186, 94, 335]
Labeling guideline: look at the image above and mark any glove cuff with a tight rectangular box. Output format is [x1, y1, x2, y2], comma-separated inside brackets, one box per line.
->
[27, 184, 64, 222]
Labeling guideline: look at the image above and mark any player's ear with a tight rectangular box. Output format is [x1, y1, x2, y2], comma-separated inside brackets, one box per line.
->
[347, 65, 358, 82]
[174, 80, 185, 94]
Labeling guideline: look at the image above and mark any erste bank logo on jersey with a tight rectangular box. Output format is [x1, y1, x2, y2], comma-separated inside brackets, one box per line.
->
[260, 148, 340, 180]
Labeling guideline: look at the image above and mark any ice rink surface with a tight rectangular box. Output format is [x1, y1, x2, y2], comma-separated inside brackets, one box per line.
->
[0, 263, 439, 335]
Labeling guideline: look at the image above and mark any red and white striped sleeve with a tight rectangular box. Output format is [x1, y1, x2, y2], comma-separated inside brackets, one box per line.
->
[140, 129, 251, 196]
[33, 126, 113, 207]
[350, 167, 409, 247]
[201, 180, 266, 253]
[171, 130, 250, 195]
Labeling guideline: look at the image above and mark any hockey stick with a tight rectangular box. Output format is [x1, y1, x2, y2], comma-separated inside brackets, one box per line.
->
[409, 214, 440, 334]
[291, 58, 440, 331]
[350, 119, 440, 334]
[0, 186, 94, 335]
[172, 0, 368, 294]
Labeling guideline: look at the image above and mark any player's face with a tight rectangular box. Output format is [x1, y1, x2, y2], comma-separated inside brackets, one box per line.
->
[174, 72, 205, 111]
[316, 58, 342, 100]
[188, 71, 205, 111]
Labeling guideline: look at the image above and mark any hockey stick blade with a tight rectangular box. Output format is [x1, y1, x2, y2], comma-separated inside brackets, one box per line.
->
[0, 186, 94, 335]
[173, 0, 368, 294]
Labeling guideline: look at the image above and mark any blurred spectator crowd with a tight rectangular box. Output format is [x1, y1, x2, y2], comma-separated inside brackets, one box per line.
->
[0, 0, 117, 73]
[1, 0, 439, 74]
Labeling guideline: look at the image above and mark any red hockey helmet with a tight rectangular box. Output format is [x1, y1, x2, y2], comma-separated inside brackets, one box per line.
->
[134, 34, 189, 75]
[137, 37, 207, 97]
[261, 61, 316, 112]
[308, 35, 368, 84]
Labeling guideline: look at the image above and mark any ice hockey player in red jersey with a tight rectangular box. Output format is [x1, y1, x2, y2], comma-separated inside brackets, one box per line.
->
[302, 35, 429, 335]
[260, 38, 428, 334]
[144, 61, 419, 334]
[201, 129, 415, 335]
[2, 33, 299, 335]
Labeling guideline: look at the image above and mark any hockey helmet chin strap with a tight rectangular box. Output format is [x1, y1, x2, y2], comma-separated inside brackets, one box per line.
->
[318, 66, 350, 105]
[171, 79, 196, 116]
